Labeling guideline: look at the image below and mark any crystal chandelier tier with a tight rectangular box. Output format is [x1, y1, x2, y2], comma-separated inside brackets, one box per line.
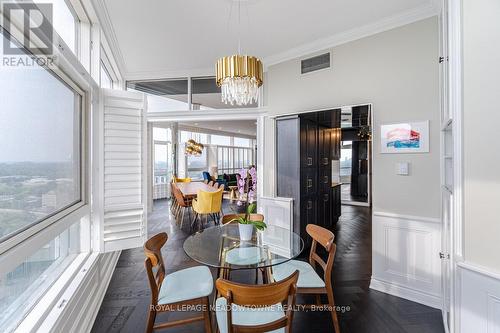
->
[216, 55, 263, 106]
[215, 0, 263, 106]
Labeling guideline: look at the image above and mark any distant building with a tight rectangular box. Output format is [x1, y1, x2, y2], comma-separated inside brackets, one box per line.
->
[42, 192, 57, 209]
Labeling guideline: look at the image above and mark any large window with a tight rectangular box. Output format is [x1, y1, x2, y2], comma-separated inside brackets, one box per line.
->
[210, 134, 231, 146]
[153, 127, 173, 199]
[0, 222, 81, 332]
[217, 146, 254, 174]
[0, 31, 82, 242]
[100, 61, 113, 89]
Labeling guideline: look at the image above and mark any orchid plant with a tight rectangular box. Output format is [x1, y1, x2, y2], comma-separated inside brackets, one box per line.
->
[230, 166, 267, 231]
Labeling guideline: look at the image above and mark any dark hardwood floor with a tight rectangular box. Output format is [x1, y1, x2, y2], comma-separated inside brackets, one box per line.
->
[91, 200, 444, 333]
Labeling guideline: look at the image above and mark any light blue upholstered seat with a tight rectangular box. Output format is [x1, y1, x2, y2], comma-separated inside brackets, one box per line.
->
[215, 297, 285, 333]
[272, 260, 325, 288]
[158, 266, 213, 305]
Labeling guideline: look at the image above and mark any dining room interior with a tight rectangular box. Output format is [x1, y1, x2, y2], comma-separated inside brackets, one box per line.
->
[1, 1, 499, 333]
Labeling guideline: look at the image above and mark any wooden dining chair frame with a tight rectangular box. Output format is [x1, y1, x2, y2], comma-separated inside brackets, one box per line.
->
[272, 224, 340, 333]
[215, 270, 299, 333]
[144, 233, 212, 333]
[172, 184, 192, 228]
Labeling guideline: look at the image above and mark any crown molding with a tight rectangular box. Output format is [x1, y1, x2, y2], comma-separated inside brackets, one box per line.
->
[91, 0, 127, 77]
[263, 0, 440, 69]
[100, 0, 440, 81]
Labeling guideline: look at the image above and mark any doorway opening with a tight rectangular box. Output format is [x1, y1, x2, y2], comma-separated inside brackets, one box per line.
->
[340, 105, 372, 206]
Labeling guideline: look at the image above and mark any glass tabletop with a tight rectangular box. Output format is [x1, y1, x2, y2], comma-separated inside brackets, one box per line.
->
[183, 224, 304, 270]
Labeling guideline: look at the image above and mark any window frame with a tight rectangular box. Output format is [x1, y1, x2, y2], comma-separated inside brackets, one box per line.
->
[99, 47, 118, 88]
[0, 26, 89, 262]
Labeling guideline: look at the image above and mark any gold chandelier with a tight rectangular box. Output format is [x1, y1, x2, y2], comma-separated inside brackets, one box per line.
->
[215, 1, 263, 106]
[185, 139, 204, 156]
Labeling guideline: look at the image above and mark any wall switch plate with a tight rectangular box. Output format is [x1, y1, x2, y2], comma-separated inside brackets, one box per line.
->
[396, 162, 409, 175]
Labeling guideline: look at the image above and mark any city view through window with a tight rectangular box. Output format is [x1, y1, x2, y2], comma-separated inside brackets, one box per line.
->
[0, 33, 81, 241]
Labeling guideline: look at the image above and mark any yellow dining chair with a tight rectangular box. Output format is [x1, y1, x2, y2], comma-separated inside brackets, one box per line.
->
[191, 188, 223, 231]
[173, 176, 191, 183]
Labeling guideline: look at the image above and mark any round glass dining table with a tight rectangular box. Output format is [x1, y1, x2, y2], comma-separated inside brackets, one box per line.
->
[183, 224, 304, 280]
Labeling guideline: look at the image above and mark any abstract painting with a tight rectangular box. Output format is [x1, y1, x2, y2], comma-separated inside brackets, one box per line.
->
[380, 121, 429, 153]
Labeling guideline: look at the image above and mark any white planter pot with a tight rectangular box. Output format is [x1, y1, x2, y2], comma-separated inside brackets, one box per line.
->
[238, 223, 254, 241]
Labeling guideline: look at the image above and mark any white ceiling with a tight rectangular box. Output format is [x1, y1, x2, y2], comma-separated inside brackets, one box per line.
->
[100, 0, 436, 79]
[179, 120, 257, 137]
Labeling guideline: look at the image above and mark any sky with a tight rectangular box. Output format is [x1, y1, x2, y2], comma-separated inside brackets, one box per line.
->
[0, 33, 77, 163]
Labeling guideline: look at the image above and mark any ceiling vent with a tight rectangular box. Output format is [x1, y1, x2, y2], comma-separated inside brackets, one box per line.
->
[301, 52, 330, 74]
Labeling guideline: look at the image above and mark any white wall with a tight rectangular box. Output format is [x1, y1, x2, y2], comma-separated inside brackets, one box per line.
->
[462, 0, 500, 273]
[266, 17, 441, 218]
[458, 1, 500, 330]
[265, 17, 442, 307]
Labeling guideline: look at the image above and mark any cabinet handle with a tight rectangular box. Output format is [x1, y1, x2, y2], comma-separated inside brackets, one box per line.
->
[323, 157, 329, 165]
[324, 194, 329, 202]
[307, 200, 313, 209]
[323, 176, 329, 184]
[307, 157, 313, 166]
[307, 178, 313, 188]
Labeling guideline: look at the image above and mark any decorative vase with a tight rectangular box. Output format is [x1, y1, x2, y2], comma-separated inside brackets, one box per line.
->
[238, 223, 254, 241]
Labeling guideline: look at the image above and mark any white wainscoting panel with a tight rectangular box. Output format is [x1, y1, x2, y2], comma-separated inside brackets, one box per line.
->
[459, 262, 500, 333]
[370, 212, 442, 308]
[257, 196, 293, 230]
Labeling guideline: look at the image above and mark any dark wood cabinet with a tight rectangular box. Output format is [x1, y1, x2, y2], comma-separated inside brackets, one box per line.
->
[276, 111, 342, 245]
[318, 127, 331, 168]
[318, 191, 332, 229]
[300, 119, 318, 169]
[332, 185, 341, 221]
[300, 197, 317, 247]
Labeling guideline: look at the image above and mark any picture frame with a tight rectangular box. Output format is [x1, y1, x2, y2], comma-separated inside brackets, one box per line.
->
[380, 121, 429, 153]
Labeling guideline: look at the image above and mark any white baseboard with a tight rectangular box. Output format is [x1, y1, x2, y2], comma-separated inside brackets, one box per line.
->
[371, 211, 442, 309]
[458, 262, 500, 333]
[370, 277, 442, 309]
[49, 251, 121, 333]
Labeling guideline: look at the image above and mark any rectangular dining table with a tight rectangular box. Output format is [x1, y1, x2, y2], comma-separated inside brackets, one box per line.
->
[175, 181, 218, 198]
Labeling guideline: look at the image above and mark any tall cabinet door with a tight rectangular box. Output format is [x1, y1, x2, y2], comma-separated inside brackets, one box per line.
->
[318, 128, 331, 168]
[300, 119, 318, 169]
[300, 197, 317, 247]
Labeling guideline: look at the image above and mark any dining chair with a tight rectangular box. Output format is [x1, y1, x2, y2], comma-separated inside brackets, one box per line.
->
[204, 179, 209, 184]
[144, 233, 213, 333]
[172, 185, 192, 228]
[170, 182, 178, 214]
[214, 270, 299, 333]
[221, 213, 264, 225]
[271, 224, 340, 333]
[191, 188, 224, 231]
[213, 182, 219, 188]
[173, 176, 192, 183]
[208, 180, 214, 186]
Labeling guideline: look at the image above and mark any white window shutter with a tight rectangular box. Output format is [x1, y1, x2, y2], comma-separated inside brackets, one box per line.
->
[100, 89, 147, 252]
